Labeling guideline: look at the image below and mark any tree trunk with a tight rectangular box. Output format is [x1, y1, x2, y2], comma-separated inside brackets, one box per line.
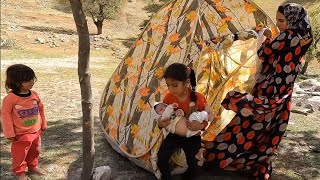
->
[69, 1, 95, 180]
[301, 60, 310, 74]
[94, 20, 103, 35]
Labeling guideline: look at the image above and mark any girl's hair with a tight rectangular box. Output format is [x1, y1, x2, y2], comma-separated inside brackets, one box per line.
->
[163, 63, 197, 102]
[277, 5, 285, 15]
[5, 64, 36, 93]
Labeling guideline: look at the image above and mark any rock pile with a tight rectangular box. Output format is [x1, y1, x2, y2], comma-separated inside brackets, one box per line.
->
[292, 78, 320, 115]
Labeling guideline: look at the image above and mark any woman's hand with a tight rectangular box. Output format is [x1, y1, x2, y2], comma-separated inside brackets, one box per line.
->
[186, 121, 204, 131]
[157, 117, 171, 129]
[263, 28, 272, 39]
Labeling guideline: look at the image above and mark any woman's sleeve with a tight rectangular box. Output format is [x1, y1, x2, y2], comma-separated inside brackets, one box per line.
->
[257, 31, 290, 61]
[1, 96, 16, 138]
[223, 31, 302, 114]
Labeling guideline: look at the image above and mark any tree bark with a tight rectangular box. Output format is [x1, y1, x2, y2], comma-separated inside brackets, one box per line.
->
[69, 0, 95, 180]
[94, 20, 103, 35]
[301, 60, 309, 74]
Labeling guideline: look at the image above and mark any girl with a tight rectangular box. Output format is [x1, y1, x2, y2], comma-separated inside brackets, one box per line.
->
[157, 63, 209, 180]
[1, 64, 47, 180]
[203, 3, 313, 180]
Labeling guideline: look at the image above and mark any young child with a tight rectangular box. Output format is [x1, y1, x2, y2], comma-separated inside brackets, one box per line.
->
[1, 64, 47, 180]
[154, 102, 208, 137]
[157, 63, 210, 180]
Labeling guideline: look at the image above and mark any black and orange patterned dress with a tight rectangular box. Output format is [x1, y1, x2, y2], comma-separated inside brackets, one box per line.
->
[203, 3, 313, 180]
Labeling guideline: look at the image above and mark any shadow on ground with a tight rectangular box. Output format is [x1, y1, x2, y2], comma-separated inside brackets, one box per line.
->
[2, 116, 318, 179]
[0, 117, 83, 180]
[64, 116, 320, 180]
[272, 130, 320, 180]
[66, 117, 156, 180]
[21, 25, 76, 35]
[120, 37, 136, 49]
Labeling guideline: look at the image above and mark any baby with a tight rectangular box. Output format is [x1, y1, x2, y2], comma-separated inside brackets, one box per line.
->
[154, 102, 208, 137]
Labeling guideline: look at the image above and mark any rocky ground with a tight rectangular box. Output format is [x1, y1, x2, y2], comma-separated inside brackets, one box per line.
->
[292, 79, 320, 114]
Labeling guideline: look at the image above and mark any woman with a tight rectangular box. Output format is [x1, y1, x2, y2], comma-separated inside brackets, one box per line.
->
[203, 3, 313, 180]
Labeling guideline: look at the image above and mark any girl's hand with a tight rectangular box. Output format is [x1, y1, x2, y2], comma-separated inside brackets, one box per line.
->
[186, 121, 204, 131]
[158, 117, 171, 129]
[172, 103, 178, 108]
[175, 109, 184, 117]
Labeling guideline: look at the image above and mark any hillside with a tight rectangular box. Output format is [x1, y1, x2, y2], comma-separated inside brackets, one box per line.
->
[1, 0, 152, 59]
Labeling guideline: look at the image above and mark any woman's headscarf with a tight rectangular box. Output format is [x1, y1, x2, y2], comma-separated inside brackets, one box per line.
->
[280, 3, 313, 42]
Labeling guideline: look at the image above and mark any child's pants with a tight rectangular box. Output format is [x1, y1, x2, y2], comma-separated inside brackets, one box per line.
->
[11, 130, 41, 176]
[157, 133, 201, 180]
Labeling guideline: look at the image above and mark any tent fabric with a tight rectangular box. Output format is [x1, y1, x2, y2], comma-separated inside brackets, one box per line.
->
[99, 0, 277, 178]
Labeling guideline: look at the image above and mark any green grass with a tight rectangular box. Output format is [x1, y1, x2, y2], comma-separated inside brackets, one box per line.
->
[272, 113, 320, 180]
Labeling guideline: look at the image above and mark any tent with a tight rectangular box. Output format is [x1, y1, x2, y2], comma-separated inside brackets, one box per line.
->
[99, 0, 278, 178]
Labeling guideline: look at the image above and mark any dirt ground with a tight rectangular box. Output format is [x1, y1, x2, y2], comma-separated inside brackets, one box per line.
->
[1, 0, 319, 179]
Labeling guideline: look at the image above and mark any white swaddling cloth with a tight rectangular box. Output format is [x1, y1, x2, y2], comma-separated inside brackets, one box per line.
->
[186, 111, 208, 137]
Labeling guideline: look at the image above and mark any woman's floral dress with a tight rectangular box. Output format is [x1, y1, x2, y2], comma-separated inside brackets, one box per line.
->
[204, 29, 312, 179]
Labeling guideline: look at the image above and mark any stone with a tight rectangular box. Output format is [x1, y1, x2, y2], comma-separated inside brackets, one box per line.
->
[36, 37, 45, 44]
[298, 79, 320, 90]
[294, 84, 305, 94]
[314, 86, 320, 92]
[93, 166, 111, 180]
[292, 93, 306, 98]
[291, 109, 308, 116]
[295, 101, 302, 107]
[304, 91, 320, 96]
[304, 103, 314, 113]
[307, 96, 320, 107]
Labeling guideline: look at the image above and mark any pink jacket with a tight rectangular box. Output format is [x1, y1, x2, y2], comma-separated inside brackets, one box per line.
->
[1, 90, 47, 138]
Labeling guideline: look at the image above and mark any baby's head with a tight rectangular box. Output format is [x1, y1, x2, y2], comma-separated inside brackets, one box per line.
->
[154, 103, 168, 115]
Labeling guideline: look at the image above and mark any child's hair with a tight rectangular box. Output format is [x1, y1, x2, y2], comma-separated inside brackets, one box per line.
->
[163, 63, 197, 102]
[154, 103, 161, 112]
[5, 64, 36, 93]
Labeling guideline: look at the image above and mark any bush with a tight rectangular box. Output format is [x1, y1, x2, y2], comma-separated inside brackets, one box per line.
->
[82, 0, 124, 21]
[300, 2, 320, 74]
[54, 0, 124, 20]
[0, 38, 20, 49]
